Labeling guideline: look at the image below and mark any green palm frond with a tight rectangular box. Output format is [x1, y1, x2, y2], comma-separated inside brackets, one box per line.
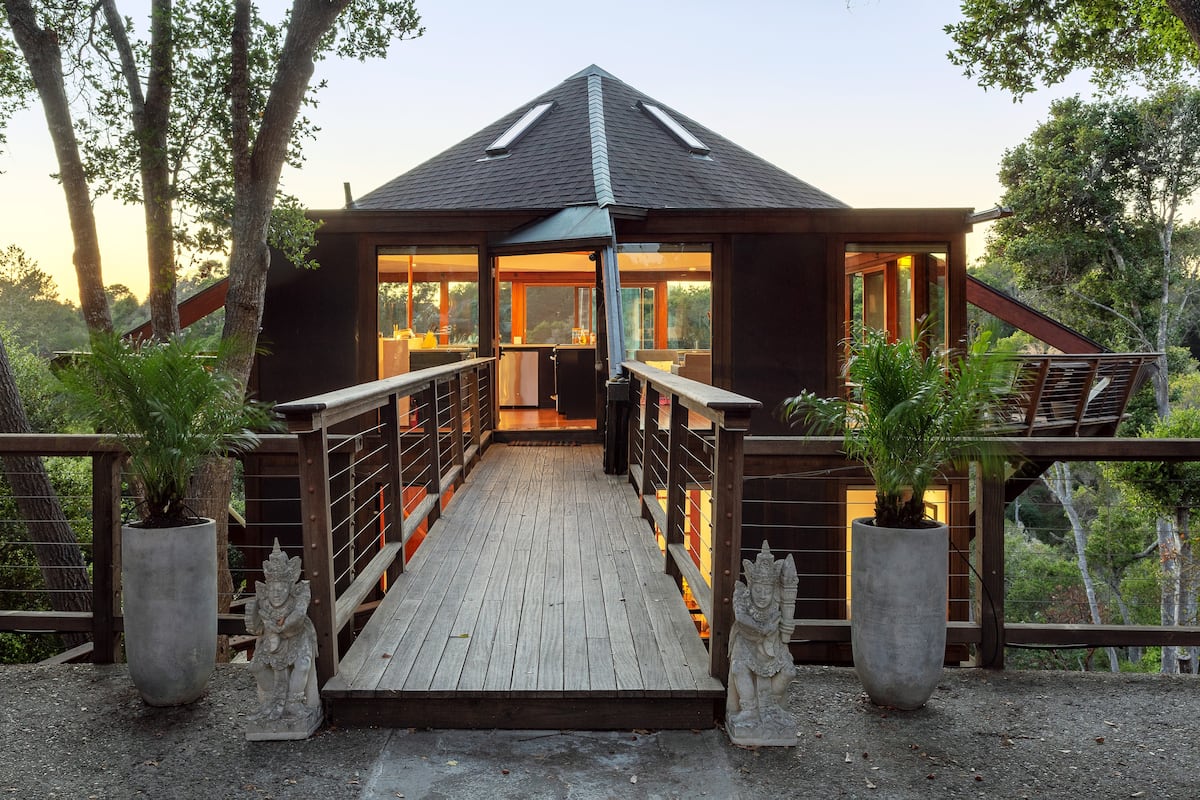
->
[58, 333, 280, 526]
[781, 326, 1012, 528]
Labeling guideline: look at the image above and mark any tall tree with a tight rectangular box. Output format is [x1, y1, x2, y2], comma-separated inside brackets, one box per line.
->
[1106, 408, 1200, 673]
[947, 0, 1200, 97]
[1040, 462, 1121, 671]
[1, 1, 422, 620]
[986, 88, 1200, 673]
[3, 0, 111, 334]
[989, 88, 1200, 417]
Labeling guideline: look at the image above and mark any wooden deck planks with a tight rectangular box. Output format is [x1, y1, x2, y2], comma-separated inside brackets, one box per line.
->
[328, 443, 723, 719]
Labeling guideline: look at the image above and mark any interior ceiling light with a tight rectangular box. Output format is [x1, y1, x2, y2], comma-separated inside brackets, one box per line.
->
[638, 101, 710, 156]
[486, 102, 555, 157]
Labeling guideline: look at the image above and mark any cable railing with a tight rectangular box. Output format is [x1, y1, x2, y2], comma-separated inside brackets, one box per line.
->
[273, 356, 495, 684]
[742, 436, 1200, 669]
[0, 434, 307, 663]
[0, 357, 496, 676]
[621, 360, 760, 684]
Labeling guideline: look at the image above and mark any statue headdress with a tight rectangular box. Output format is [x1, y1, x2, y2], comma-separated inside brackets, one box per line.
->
[262, 538, 302, 584]
[743, 540, 781, 584]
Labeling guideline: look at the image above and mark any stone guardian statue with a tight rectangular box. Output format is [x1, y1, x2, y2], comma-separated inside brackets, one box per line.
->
[244, 539, 322, 740]
[726, 540, 799, 746]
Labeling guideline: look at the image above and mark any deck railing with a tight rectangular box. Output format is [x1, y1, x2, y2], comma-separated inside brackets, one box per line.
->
[273, 357, 495, 683]
[621, 361, 761, 684]
[742, 436, 1200, 668]
[0, 434, 304, 662]
[0, 357, 495, 679]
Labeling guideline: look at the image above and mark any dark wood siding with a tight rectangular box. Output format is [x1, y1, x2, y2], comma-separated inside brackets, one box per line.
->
[259, 234, 362, 404]
[729, 233, 829, 435]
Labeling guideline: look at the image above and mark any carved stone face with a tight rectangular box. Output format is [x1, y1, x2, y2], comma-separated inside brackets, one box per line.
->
[751, 579, 772, 609]
[267, 580, 289, 608]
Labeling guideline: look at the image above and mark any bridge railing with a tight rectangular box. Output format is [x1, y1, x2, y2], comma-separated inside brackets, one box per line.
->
[620, 360, 760, 684]
[273, 357, 495, 684]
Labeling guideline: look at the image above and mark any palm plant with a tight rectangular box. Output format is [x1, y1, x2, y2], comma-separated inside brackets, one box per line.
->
[60, 333, 277, 527]
[781, 327, 1011, 528]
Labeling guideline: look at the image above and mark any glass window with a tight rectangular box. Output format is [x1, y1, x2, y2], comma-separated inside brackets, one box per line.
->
[621, 285, 656, 355]
[376, 247, 479, 376]
[845, 244, 947, 350]
[617, 243, 711, 359]
[525, 285, 576, 344]
[666, 281, 711, 350]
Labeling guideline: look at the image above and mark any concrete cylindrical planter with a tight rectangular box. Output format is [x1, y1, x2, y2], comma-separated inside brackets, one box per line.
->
[850, 518, 948, 710]
[121, 518, 217, 706]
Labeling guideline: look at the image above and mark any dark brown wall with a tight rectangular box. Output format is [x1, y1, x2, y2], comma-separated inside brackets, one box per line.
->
[258, 234, 362, 404]
[729, 233, 830, 434]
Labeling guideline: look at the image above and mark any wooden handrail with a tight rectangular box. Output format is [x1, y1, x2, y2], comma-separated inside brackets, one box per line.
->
[275, 357, 494, 432]
[278, 356, 496, 685]
[621, 360, 760, 429]
[620, 361, 760, 685]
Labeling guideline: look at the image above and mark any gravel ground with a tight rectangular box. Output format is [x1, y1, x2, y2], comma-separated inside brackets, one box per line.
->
[1, 663, 1197, 799]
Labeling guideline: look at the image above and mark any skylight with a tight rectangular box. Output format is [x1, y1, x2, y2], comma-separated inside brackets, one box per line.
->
[485, 102, 555, 157]
[638, 101, 710, 156]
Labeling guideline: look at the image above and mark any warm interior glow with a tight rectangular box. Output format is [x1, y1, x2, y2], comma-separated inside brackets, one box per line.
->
[844, 485, 948, 617]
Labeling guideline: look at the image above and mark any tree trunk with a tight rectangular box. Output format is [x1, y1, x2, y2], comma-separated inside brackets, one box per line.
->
[3, 0, 111, 335]
[1157, 515, 1181, 673]
[1166, 0, 1200, 51]
[0, 333, 91, 649]
[1042, 462, 1119, 672]
[1176, 508, 1197, 672]
[100, 0, 178, 339]
[186, 0, 355, 622]
[187, 456, 234, 660]
[1106, 577, 1142, 665]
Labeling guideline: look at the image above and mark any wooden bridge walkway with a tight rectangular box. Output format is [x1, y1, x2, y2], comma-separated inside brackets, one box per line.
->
[321, 443, 724, 729]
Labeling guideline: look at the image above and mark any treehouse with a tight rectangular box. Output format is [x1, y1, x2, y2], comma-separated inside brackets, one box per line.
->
[245, 65, 1156, 671]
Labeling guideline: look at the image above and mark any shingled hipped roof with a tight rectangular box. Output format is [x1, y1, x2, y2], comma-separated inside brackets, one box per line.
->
[355, 65, 847, 212]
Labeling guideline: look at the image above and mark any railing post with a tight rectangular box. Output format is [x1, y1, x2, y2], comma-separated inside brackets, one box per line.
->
[448, 374, 467, 483]
[976, 468, 1006, 668]
[382, 394, 406, 579]
[638, 383, 661, 521]
[664, 398, 688, 586]
[625, 374, 642, 484]
[91, 452, 122, 663]
[466, 367, 482, 457]
[709, 415, 749, 686]
[418, 383, 443, 526]
[296, 429, 339, 685]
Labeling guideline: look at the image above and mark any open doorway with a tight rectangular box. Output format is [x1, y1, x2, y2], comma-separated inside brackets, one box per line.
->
[496, 252, 599, 433]
[494, 244, 713, 433]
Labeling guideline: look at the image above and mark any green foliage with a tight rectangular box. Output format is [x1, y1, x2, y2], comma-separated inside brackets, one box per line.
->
[0, 455, 93, 664]
[946, 0, 1199, 97]
[0, 34, 32, 155]
[986, 88, 1200, 356]
[0, 246, 88, 356]
[4, 1, 421, 276]
[57, 333, 279, 526]
[1005, 529, 1085, 623]
[781, 327, 1012, 528]
[1105, 407, 1200, 516]
[0, 323, 71, 433]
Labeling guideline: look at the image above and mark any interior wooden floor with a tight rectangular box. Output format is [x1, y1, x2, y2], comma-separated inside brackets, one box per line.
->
[322, 443, 723, 729]
[497, 406, 596, 431]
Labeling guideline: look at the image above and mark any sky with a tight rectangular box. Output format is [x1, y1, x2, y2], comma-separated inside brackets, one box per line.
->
[0, 0, 1098, 304]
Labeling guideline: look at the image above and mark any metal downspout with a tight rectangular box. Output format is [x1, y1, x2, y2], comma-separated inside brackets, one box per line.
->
[600, 241, 624, 379]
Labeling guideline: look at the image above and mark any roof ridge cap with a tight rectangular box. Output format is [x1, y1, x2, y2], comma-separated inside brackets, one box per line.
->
[586, 72, 615, 207]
